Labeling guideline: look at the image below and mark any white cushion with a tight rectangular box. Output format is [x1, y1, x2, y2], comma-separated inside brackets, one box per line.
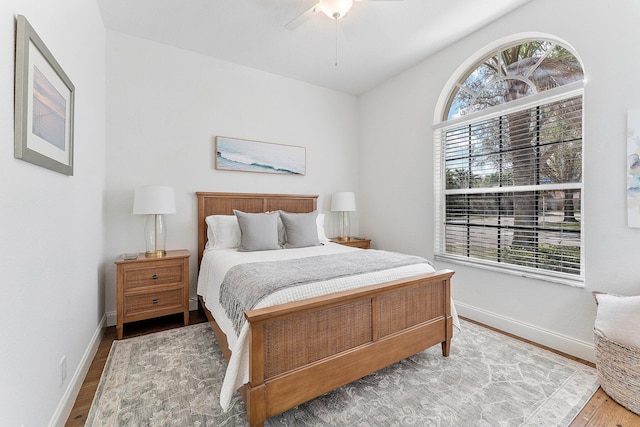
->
[594, 292, 640, 348]
[317, 213, 329, 242]
[205, 215, 241, 249]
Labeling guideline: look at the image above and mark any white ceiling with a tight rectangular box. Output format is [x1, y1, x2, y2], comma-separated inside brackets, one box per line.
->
[97, 0, 531, 95]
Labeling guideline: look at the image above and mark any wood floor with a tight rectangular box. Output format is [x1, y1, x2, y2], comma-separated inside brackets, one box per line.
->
[66, 312, 640, 426]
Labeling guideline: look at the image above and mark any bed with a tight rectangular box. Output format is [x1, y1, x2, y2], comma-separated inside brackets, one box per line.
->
[196, 192, 455, 426]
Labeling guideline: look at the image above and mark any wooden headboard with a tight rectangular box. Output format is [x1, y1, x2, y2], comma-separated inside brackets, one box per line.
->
[196, 192, 318, 265]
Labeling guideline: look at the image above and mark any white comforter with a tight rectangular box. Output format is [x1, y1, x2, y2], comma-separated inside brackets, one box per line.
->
[197, 242, 458, 411]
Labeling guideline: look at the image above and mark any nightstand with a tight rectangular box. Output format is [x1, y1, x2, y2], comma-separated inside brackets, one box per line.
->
[329, 237, 371, 249]
[115, 249, 190, 339]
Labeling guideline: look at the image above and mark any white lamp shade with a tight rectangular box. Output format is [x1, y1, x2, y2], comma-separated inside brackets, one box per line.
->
[133, 185, 176, 214]
[318, 0, 354, 19]
[331, 191, 356, 212]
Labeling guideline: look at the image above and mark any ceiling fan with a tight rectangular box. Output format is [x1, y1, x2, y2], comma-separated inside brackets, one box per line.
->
[284, 0, 401, 66]
[284, 0, 401, 31]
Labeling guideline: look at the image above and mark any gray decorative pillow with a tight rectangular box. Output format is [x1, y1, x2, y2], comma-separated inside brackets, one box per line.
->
[280, 210, 321, 249]
[233, 210, 282, 252]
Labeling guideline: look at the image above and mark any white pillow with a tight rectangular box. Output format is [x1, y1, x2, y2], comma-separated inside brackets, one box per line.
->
[317, 213, 329, 242]
[593, 292, 640, 348]
[272, 212, 285, 246]
[205, 215, 241, 249]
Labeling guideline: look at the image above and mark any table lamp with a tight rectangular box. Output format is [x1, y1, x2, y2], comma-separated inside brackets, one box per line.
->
[133, 185, 176, 257]
[331, 191, 356, 241]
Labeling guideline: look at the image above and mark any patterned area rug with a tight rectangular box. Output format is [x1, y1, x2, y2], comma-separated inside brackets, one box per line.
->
[86, 320, 598, 426]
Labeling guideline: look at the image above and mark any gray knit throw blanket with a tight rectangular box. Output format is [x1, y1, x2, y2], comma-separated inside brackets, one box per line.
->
[219, 249, 432, 334]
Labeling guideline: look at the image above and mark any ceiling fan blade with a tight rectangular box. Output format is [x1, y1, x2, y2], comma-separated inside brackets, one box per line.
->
[284, 2, 321, 30]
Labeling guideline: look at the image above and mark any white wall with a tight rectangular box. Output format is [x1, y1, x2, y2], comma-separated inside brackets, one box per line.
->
[104, 31, 359, 322]
[359, 0, 640, 362]
[0, 0, 106, 426]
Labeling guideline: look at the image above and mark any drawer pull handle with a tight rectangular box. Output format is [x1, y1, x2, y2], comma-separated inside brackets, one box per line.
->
[152, 298, 159, 304]
[151, 274, 158, 280]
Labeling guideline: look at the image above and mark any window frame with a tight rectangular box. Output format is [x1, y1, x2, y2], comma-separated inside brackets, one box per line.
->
[433, 48, 585, 286]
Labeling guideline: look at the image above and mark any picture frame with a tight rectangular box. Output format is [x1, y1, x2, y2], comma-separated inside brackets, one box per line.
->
[14, 15, 75, 176]
[627, 110, 640, 227]
[215, 136, 306, 175]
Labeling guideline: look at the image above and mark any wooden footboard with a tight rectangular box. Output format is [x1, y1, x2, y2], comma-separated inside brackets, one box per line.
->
[242, 269, 454, 426]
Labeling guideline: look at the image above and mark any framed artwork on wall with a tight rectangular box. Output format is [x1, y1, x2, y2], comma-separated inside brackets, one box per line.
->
[14, 15, 75, 176]
[215, 136, 306, 175]
[628, 110, 640, 227]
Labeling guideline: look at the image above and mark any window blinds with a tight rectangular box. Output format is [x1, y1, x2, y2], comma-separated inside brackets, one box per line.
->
[435, 95, 583, 279]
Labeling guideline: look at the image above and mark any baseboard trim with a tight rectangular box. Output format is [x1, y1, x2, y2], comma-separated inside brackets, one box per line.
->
[455, 301, 595, 363]
[49, 314, 106, 427]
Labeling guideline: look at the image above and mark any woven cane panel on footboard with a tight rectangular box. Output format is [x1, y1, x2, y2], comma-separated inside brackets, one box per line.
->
[377, 282, 445, 338]
[263, 299, 372, 379]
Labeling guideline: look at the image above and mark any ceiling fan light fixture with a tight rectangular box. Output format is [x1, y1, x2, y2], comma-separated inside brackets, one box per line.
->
[318, 0, 354, 19]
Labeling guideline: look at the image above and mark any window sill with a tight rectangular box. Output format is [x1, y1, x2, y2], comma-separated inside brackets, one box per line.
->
[434, 254, 585, 288]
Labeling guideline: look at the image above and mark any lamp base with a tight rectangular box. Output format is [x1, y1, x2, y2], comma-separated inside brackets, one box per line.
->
[336, 236, 349, 242]
[145, 250, 166, 258]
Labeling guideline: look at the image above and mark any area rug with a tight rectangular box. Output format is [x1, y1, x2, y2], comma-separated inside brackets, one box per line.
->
[86, 320, 599, 426]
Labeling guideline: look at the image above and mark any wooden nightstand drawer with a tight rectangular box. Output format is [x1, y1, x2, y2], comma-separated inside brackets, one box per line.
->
[123, 288, 183, 317]
[123, 263, 183, 290]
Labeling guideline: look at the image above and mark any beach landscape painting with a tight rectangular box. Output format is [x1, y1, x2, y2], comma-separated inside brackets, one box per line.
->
[628, 110, 640, 227]
[14, 15, 74, 175]
[32, 65, 67, 150]
[215, 136, 306, 175]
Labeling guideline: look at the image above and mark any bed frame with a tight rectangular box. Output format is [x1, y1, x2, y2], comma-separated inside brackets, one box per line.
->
[196, 192, 454, 427]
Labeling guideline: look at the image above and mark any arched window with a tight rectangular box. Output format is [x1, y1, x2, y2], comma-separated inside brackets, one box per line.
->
[433, 38, 584, 284]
